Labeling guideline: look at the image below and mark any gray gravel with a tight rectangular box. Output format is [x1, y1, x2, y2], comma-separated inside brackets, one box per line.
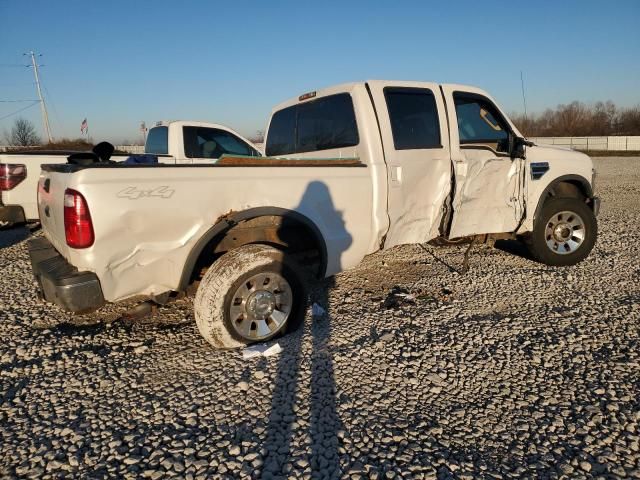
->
[1, 157, 639, 479]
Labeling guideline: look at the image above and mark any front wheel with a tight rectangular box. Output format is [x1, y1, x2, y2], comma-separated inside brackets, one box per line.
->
[526, 197, 597, 266]
[194, 244, 306, 349]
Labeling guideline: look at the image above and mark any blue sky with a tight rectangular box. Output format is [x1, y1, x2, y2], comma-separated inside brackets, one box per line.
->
[1, 0, 639, 143]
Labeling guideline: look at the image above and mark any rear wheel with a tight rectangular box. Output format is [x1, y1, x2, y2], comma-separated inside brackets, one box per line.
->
[194, 244, 306, 349]
[526, 197, 597, 266]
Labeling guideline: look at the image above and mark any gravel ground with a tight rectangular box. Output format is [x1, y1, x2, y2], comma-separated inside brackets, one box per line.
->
[1, 157, 639, 479]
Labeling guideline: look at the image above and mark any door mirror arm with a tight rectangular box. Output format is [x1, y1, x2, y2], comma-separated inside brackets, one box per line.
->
[509, 133, 532, 159]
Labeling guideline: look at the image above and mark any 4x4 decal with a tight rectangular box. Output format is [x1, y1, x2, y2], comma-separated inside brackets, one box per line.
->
[117, 186, 175, 200]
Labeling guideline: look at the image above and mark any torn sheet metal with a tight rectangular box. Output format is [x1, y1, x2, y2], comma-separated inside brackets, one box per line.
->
[448, 150, 525, 238]
[365, 80, 453, 249]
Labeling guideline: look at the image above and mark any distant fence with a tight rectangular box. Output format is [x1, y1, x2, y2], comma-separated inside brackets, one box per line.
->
[0, 145, 144, 154]
[117, 145, 145, 154]
[529, 136, 640, 151]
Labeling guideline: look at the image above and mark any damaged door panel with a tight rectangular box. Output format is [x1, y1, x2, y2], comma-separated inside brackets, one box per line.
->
[441, 86, 526, 238]
[366, 81, 452, 247]
[449, 150, 525, 236]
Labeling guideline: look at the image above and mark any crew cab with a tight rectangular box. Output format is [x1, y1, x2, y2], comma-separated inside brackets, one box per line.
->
[28, 81, 599, 349]
[0, 121, 259, 228]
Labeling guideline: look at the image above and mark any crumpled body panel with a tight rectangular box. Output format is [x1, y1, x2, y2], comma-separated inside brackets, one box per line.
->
[449, 150, 525, 238]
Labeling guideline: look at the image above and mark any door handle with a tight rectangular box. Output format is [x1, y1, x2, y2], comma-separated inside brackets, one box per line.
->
[391, 165, 402, 183]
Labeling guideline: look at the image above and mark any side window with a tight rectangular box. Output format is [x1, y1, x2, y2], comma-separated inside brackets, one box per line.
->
[296, 93, 359, 153]
[145, 126, 168, 155]
[265, 93, 359, 156]
[183, 127, 259, 159]
[385, 87, 441, 150]
[265, 106, 296, 156]
[213, 131, 257, 156]
[454, 94, 510, 152]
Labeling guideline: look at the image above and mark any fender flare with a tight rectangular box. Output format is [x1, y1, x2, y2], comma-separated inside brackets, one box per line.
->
[532, 174, 593, 225]
[178, 207, 328, 290]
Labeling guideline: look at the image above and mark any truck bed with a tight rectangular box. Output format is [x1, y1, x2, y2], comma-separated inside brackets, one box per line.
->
[40, 155, 364, 173]
[36, 154, 383, 303]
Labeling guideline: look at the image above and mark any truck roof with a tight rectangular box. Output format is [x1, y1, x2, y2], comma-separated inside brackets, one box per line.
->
[151, 120, 241, 131]
[150, 120, 261, 154]
[270, 80, 489, 113]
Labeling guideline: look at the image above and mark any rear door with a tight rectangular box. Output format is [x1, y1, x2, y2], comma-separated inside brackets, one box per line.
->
[367, 81, 451, 247]
[441, 86, 525, 238]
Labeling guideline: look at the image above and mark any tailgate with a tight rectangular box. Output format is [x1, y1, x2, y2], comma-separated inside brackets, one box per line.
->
[37, 170, 71, 258]
[0, 153, 71, 220]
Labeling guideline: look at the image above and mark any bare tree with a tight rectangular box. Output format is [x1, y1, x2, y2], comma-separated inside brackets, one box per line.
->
[511, 101, 640, 137]
[552, 102, 589, 136]
[249, 130, 265, 144]
[617, 106, 640, 135]
[6, 117, 41, 146]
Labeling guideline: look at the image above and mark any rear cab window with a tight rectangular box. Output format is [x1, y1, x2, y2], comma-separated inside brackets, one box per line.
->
[266, 93, 359, 156]
[183, 127, 260, 159]
[454, 93, 510, 153]
[145, 126, 168, 155]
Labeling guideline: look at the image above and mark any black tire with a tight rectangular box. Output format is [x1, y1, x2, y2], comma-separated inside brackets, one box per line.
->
[194, 244, 306, 349]
[526, 197, 597, 267]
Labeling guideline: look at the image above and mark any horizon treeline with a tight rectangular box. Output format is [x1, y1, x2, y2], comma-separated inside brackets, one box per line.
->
[511, 101, 640, 137]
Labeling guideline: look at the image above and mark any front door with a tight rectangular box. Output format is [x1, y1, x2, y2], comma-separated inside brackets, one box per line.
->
[367, 81, 452, 247]
[441, 86, 525, 238]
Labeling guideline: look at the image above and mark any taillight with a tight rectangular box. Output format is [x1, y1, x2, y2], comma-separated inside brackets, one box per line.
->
[0, 163, 27, 190]
[64, 189, 94, 248]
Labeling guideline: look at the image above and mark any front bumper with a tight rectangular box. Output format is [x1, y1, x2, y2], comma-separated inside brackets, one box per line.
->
[0, 205, 26, 226]
[28, 237, 105, 313]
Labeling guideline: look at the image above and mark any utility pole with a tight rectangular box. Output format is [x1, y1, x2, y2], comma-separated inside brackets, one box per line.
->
[25, 51, 52, 143]
[140, 121, 147, 144]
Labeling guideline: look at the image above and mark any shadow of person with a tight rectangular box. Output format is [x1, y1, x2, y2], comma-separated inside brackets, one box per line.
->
[262, 181, 352, 478]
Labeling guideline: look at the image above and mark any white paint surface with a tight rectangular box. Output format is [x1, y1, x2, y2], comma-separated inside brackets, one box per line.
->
[35, 81, 596, 305]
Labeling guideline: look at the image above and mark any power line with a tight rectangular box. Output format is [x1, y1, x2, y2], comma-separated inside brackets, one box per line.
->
[0, 82, 36, 87]
[0, 101, 40, 121]
[0, 99, 40, 102]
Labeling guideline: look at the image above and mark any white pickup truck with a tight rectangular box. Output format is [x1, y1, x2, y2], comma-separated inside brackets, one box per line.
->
[0, 121, 260, 228]
[28, 81, 599, 349]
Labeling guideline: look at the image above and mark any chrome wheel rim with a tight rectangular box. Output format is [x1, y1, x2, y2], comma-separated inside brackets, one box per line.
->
[229, 272, 293, 340]
[544, 210, 586, 255]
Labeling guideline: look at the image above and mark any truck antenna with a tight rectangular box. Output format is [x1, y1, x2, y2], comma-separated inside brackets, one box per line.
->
[520, 70, 528, 120]
[24, 51, 53, 143]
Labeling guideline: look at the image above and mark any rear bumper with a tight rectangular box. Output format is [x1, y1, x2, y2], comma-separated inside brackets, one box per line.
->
[28, 237, 105, 313]
[0, 205, 26, 226]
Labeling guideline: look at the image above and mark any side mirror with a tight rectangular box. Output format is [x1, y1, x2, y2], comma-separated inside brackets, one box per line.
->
[509, 134, 530, 160]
